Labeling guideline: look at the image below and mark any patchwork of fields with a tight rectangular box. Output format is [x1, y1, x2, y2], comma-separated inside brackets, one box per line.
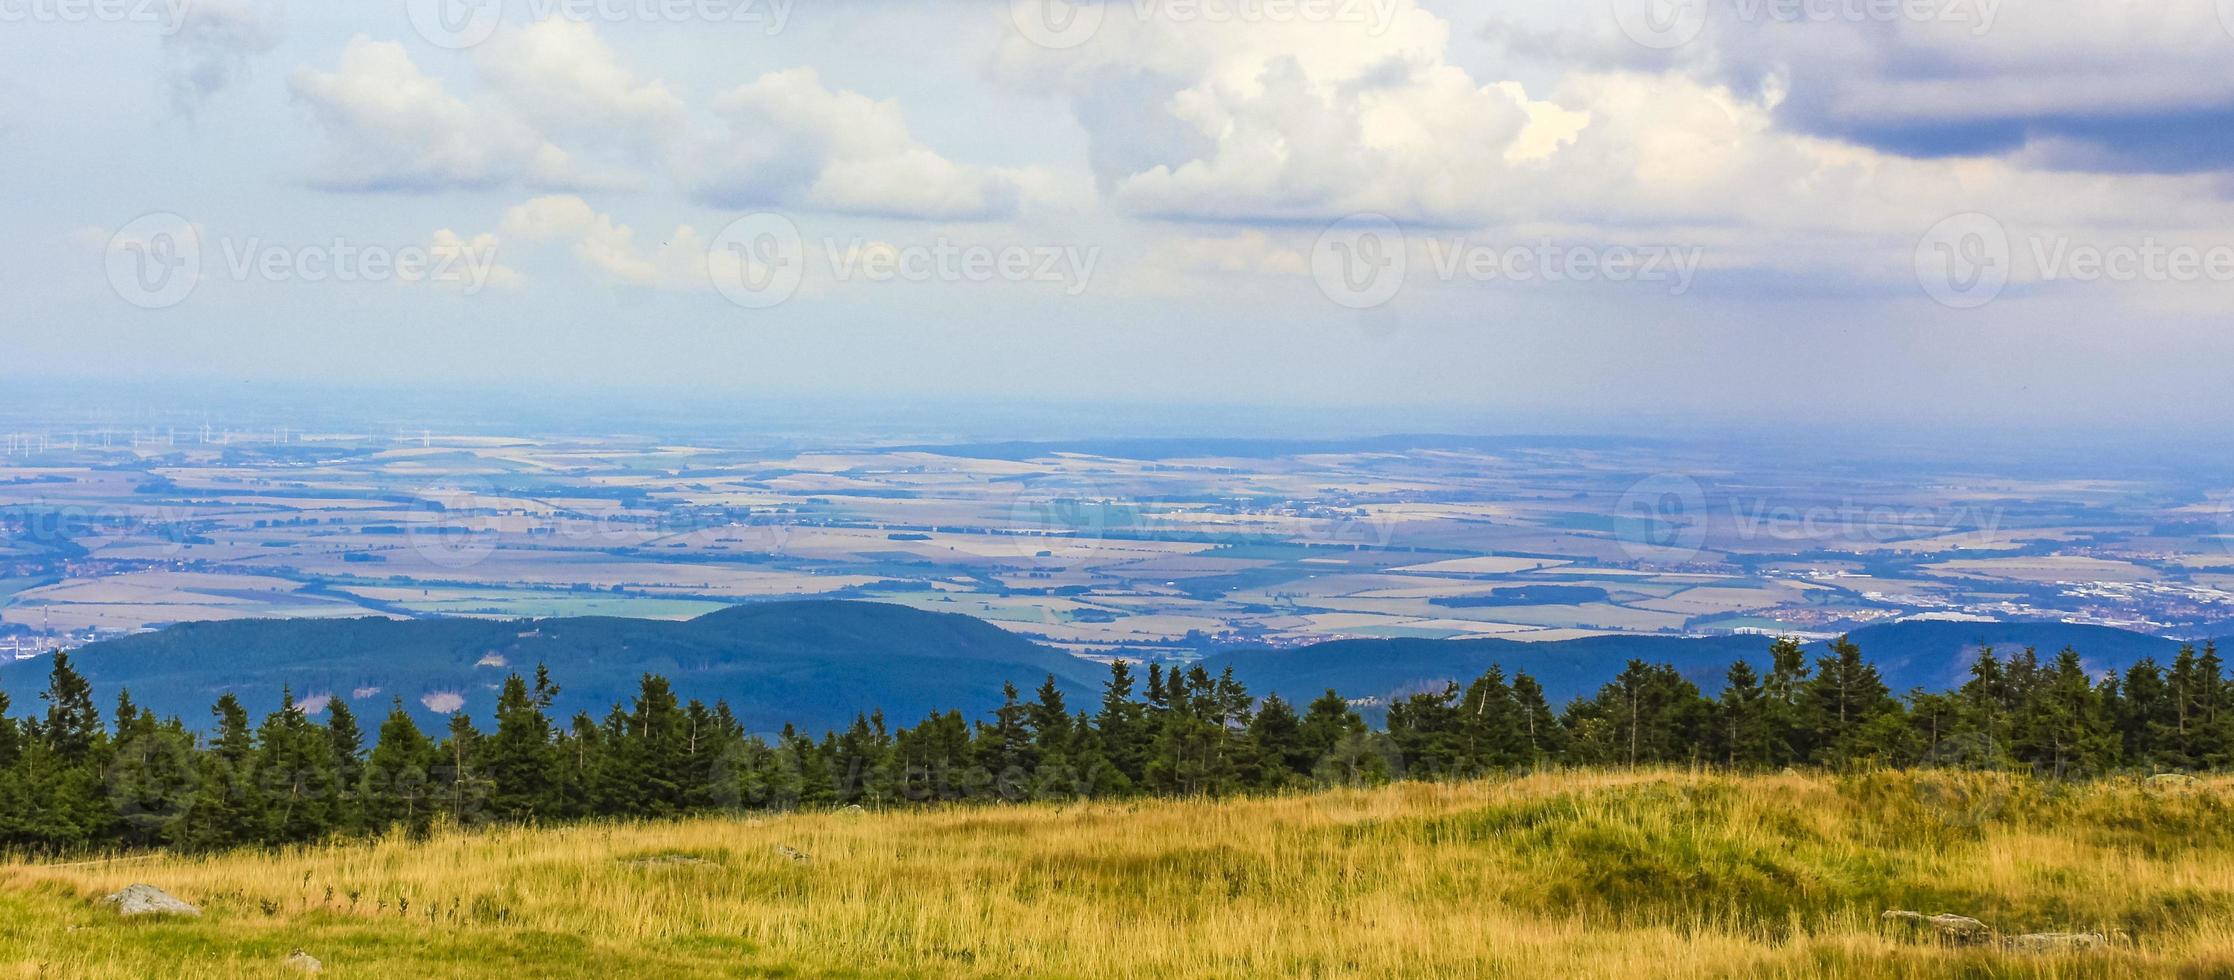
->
[4, 432, 2232, 658]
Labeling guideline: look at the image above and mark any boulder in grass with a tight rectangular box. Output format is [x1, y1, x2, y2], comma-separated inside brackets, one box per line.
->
[283, 949, 323, 973]
[100, 884, 200, 917]
[1880, 910, 1992, 945]
[2004, 932, 2108, 953]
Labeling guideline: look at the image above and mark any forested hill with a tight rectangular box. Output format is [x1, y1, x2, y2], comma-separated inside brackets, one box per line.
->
[0, 601, 1106, 734]
[1, 601, 2213, 734]
[1205, 620, 2207, 710]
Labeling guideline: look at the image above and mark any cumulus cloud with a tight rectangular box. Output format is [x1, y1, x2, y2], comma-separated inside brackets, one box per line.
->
[685, 67, 1023, 219]
[475, 20, 687, 147]
[1487, 0, 2234, 174]
[288, 23, 1007, 220]
[996, 0, 2234, 276]
[289, 37, 584, 192]
[499, 194, 717, 289]
[163, 0, 281, 110]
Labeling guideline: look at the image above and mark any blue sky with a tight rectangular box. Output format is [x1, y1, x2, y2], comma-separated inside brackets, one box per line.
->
[5, 0, 2234, 435]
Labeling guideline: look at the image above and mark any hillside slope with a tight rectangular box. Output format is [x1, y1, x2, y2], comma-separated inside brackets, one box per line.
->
[1205, 620, 2215, 707]
[0, 601, 1104, 733]
[5, 772, 2230, 978]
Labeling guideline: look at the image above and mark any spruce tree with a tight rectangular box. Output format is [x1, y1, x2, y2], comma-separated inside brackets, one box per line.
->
[1804, 637, 1897, 764]
[1094, 661, 1149, 785]
[486, 674, 558, 822]
[1509, 672, 1564, 764]
[325, 698, 366, 834]
[364, 700, 437, 835]
[1717, 660, 1771, 768]
[1243, 693, 1306, 788]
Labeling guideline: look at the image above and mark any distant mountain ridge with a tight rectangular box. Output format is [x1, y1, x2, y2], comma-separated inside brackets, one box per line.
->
[0, 601, 1104, 735]
[2, 602, 2218, 733]
[1204, 621, 2219, 709]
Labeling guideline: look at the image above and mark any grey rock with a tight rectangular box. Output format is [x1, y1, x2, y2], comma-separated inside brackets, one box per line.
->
[2004, 932, 2107, 953]
[283, 950, 323, 973]
[624, 853, 714, 868]
[99, 884, 200, 917]
[1881, 910, 1992, 945]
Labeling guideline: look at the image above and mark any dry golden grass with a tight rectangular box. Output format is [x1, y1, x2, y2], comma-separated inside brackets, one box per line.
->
[6, 770, 2234, 978]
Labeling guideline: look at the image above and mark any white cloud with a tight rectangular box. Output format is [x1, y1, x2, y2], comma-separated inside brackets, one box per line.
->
[499, 194, 714, 289]
[288, 36, 585, 192]
[475, 20, 687, 146]
[686, 67, 1022, 219]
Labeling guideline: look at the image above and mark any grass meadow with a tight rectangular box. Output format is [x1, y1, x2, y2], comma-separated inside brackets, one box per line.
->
[6, 770, 2234, 977]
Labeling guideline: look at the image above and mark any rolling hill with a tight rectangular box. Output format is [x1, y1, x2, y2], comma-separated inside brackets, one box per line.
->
[0, 601, 1105, 735]
[3, 601, 2219, 734]
[1204, 620, 2218, 709]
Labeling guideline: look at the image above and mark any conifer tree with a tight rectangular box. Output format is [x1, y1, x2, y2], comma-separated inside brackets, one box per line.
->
[486, 674, 558, 822]
[1717, 660, 1771, 768]
[325, 698, 366, 833]
[364, 700, 437, 835]
[1804, 637, 1897, 764]
[1243, 693, 1306, 788]
[1509, 672, 1564, 764]
[1094, 660, 1149, 786]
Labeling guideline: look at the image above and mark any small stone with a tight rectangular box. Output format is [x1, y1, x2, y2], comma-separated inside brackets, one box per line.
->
[283, 950, 324, 973]
[624, 853, 713, 868]
[2004, 932, 2107, 953]
[1881, 909, 1992, 945]
[99, 884, 200, 917]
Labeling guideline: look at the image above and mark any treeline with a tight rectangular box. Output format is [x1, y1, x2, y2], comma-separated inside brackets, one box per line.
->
[0, 635, 2229, 853]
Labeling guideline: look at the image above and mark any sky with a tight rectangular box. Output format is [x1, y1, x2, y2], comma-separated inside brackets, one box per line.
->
[5, 0, 2234, 438]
